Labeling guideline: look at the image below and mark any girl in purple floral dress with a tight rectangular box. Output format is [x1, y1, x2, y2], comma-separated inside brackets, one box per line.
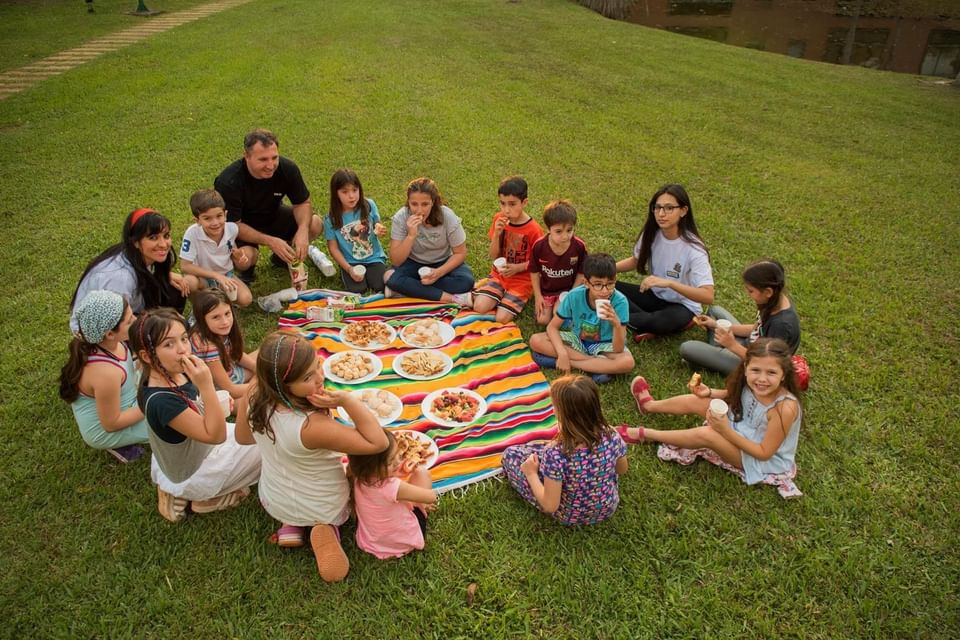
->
[501, 375, 628, 525]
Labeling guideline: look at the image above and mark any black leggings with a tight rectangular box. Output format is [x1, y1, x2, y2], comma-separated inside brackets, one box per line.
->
[615, 281, 694, 335]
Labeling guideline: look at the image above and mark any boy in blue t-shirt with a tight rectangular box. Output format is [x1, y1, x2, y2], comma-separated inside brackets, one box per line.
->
[528, 253, 635, 384]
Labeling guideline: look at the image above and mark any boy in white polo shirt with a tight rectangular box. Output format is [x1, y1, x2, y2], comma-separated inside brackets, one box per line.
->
[180, 189, 256, 307]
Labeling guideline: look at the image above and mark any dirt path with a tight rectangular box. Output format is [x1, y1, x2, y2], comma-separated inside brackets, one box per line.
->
[0, 0, 255, 100]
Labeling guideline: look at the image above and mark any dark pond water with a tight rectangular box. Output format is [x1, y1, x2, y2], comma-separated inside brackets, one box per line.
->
[617, 0, 960, 77]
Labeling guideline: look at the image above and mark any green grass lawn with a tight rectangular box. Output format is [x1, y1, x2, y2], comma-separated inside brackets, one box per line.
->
[1, 0, 958, 637]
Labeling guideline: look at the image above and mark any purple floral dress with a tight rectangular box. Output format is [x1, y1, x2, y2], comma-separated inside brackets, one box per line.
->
[501, 430, 626, 525]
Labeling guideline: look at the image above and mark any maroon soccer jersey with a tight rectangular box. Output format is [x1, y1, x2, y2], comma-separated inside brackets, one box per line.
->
[527, 236, 587, 295]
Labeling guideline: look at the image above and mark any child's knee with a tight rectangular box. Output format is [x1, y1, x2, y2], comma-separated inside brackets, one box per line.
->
[529, 332, 550, 352]
[495, 308, 516, 324]
[473, 295, 496, 312]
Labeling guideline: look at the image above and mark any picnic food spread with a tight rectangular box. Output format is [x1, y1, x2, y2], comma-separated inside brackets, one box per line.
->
[342, 321, 394, 349]
[397, 350, 448, 378]
[401, 319, 445, 347]
[394, 431, 435, 467]
[330, 352, 377, 381]
[429, 390, 481, 423]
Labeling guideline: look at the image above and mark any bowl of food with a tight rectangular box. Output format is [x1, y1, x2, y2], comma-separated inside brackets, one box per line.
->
[421, 388, 487, 427]
[322, 351, 382, 384]
[399, 319, 455, 348]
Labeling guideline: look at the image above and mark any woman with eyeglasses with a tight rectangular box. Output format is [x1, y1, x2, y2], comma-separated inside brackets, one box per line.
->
[615, 184, 714, 341]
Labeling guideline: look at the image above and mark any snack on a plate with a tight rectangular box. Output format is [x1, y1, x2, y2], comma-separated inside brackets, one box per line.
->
[343, 321, 393, 348]
[688, 372, 702, 389]
[394, 431, 432, 467]
[358, 389, 400, 418]
[331, 352, 375, 381]
[430, 390, 480, 423]
[402, 319, 444, 347]
[398, 351, 446, 377]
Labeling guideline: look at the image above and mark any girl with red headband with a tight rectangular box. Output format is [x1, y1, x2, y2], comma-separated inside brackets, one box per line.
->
[129, 309, 261, 524]
[234, 331, 388, 583]
[70, 208, 195, 332]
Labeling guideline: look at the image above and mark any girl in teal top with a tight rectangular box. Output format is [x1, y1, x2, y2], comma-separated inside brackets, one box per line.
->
[59, 290, 149, 462]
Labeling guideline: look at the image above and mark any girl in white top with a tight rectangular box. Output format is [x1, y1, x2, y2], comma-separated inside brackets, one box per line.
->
[615, 184, 714, 339]
[235, 331, 388, 583]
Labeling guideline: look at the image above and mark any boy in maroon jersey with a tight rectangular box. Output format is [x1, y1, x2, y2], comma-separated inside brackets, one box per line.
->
[528, 200, 587, 325]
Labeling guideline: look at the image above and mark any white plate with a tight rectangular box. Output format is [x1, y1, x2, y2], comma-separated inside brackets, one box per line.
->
[338, 321, 397, 351]
[392, 429, 440, 469]
[399, 319, 456, 348]
[337, 389, 404, 426]
[421, 388, 487, 428]
[393, 349, 454, 381]
[322, 351, 383, 385]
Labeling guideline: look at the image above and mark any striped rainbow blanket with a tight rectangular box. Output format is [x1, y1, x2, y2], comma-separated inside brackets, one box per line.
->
[279, 291, 558, 493]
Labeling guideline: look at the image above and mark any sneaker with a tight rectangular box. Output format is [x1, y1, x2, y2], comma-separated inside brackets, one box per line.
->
[105, 444, 144, 464]
[310, 524, 349, 582]
[591, 373, 612, 385]
[157, 487, 188, 523]
[274, 525, 306, 548]
[451, 292, 473, 308]
[530, 352, 557, 369]
[236, 266, 256, 284]
[190, 487, 250, 514]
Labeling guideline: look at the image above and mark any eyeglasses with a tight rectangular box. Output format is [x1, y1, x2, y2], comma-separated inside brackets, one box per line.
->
[588, 281, 616, 291]
[653, 204, 682, 213]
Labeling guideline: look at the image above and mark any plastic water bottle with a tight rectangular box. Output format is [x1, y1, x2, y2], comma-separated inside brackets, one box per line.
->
[257, 294, 281, 313]
[308, 246, 337, 277]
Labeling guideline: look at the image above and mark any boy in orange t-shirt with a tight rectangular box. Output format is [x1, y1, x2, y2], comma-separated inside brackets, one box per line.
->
[473, 176, 544, 323]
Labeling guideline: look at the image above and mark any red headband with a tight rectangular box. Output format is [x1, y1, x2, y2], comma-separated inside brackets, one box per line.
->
[129, 208, 157, 228]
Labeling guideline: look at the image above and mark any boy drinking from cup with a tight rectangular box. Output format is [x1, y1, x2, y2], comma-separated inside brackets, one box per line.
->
[180, 189, 257, 307]
[528, 253, 635, 384]
[472, 177, 544, 323]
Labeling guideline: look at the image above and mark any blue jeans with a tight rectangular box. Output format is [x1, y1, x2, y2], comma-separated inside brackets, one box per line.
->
[387, 258, 474, 301]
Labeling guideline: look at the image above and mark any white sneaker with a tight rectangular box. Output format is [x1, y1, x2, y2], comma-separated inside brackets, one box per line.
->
[452, 292, 473, 308]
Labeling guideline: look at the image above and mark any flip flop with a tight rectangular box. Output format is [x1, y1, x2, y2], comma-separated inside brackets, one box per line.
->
[631, 376, 654, 414]
[615, 424, 646, 445]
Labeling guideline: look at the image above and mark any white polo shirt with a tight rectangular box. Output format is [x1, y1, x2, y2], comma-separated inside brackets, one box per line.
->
[180, 222, 239, 274]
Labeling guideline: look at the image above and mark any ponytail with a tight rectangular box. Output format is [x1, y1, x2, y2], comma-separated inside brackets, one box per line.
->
[58, 338, 99, 403]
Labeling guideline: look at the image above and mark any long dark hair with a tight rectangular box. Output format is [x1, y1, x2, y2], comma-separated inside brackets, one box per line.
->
[634, 184, 707, 274]
[742, 259, 787, 328]
[551, 375, 611, 454]
[129, 308, 193, 408]
[58, 298, 131, 403]
[328, 168, 370, 230]
[406, 177, 445, 227]
[70, 208, 182, 311]
[189, 288, 243, 370]
[724, 338, 801, 423]
[247, 331, 319, 442]
[347, 429, 395, 486]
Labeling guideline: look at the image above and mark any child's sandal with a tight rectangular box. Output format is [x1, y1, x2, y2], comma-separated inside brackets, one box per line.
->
[190, 487, 250, 514]
[631, 376, 654, 414]
[270, 525, 305, 548]
[615, 424, 646, 445]
[157, 487, 189, 523]
[310, 524, 349, 583]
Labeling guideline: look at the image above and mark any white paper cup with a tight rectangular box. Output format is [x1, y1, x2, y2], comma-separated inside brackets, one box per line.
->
[418, 266, 433, 278]
[595, 298, 612, 318]
[716, 319, 732, 332]
[493, 257, 507, 273]
[226, 286, 238, 302]
[216, 389, 232, 416]
[352, 265, 367, 277]
[709, 398, 728, 418]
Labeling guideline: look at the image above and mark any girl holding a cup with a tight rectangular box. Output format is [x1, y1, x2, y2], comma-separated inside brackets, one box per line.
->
[322, 169, 389, 294]
[614, 184, 714, 340]
[618, 338, 803, 488]
[680, 259, 801, 375]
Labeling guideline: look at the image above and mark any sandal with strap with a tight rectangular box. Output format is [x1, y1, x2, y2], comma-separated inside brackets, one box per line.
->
[615, 424, 646, 445]
[157, 487, 188, 523]
[631, 376, 654, 414]
[269, 524, 306, 548]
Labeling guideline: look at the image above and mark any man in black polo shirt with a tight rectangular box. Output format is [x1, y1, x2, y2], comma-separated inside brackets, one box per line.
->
[214, 128, 322, 281]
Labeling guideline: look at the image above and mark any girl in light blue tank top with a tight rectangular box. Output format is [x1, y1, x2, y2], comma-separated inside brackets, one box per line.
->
[59, 291, 149, 455]
[619, 338, 802, 485]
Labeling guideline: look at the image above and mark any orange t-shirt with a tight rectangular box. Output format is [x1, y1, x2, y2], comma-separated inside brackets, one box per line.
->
[486, 214, 544, 294]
